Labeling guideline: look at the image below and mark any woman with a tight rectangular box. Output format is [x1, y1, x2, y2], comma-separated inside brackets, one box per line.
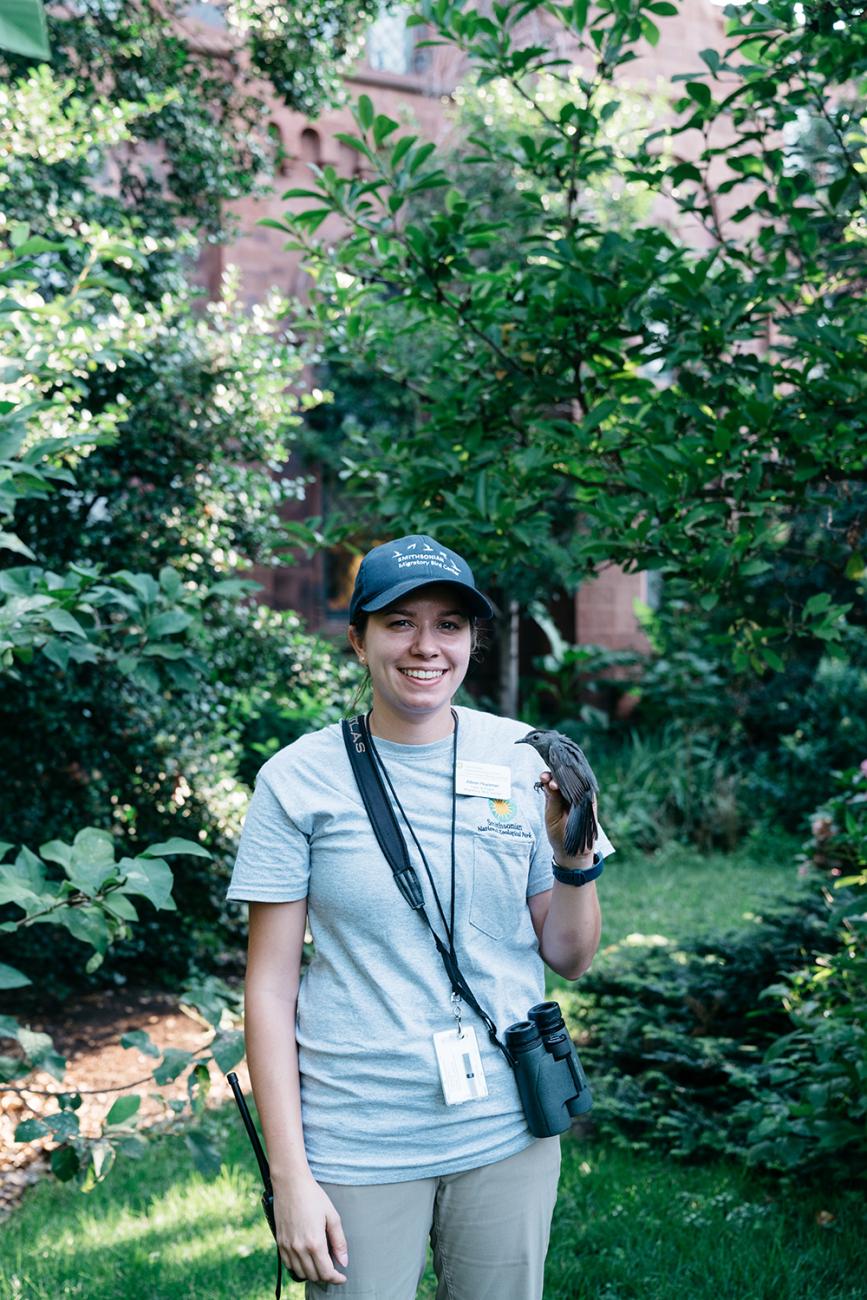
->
[227, 534, 611, 1300]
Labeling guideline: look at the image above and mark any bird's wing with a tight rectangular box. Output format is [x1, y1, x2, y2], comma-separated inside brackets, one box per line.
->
[548, 736, 595, 803]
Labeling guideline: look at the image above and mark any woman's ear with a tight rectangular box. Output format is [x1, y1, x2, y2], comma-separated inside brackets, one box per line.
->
[347, 625, 365, 663]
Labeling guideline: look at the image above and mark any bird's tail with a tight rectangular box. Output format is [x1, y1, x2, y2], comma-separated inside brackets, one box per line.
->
[564, 796, 598, 857]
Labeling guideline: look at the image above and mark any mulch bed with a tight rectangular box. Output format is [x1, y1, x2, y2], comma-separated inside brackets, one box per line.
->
[0, 986, 249, 1218]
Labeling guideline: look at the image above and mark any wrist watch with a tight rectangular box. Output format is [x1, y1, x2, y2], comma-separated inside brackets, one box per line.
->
[551, 851, 605, 886]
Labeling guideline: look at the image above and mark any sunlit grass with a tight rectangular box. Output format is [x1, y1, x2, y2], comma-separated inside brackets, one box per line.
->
[2, 1108, 864, 1300]
[547, 836, 805, 994]
[598, 836, 803, 947]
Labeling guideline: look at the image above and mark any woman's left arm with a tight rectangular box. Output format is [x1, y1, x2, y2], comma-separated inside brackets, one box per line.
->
[527, 772, 602, 980]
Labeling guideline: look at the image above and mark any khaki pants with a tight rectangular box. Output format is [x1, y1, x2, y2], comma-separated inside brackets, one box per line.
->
[307, 1137, 562, 1300]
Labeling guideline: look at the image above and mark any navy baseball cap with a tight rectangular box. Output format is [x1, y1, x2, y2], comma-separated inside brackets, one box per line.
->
[349, 535, 494, 623]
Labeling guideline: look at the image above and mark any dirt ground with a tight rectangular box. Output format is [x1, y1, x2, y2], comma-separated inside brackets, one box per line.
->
[0, 986, 250, 1219]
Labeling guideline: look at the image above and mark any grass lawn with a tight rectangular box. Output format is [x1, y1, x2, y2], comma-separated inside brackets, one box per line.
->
[595, 836, 804, 948]
[2, 1105, 864, 1300]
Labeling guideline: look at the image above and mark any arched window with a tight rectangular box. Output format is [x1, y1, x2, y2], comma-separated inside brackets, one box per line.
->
[299, 127, 322, 165]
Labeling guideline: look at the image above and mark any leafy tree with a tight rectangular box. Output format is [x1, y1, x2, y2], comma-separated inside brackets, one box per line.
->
[274, 0, 865, 709]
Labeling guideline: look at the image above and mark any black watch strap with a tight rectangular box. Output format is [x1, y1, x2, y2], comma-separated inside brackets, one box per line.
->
[552, 851, 604, 886]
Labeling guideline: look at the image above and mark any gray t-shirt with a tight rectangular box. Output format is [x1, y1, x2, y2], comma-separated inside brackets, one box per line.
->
[227, 705, 613, 1184]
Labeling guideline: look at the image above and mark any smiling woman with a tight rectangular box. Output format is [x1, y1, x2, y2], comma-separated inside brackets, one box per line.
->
[227, 533, 610, 1300]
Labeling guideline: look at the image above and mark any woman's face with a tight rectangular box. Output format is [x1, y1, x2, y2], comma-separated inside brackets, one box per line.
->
[350, 585, 473, 726]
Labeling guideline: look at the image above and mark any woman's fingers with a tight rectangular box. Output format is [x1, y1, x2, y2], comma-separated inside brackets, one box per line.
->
[289, 1242, 347, 1285]
[275, 1179, 348, 1284]
[326, 1208, 350, 1269]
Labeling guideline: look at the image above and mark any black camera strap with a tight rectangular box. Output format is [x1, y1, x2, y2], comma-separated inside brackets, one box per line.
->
[342, 713, 514, 1067]
[226, 1071, 285, 1299]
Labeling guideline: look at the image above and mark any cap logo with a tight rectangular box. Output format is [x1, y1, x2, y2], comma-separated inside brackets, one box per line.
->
[389, 550, 461, 576]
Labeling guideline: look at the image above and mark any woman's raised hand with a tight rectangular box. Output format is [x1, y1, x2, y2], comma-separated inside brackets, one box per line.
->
[275, 1173, 349, 1285]
[537, 771, 596, 867]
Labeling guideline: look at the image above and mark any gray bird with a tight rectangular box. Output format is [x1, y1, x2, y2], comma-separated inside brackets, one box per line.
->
[516, 729, 599, 857]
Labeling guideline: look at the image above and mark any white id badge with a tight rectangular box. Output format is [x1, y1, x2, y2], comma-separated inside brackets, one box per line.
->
[433, 1026, 489, 1105]
[455, 760, 511, 799]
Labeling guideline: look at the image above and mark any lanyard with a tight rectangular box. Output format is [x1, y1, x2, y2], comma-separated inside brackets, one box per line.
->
[345, 713, 513, 1066]
[365, 708, 458, 963]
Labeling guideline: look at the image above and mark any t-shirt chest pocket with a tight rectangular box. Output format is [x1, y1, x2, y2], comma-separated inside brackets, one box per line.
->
[468, 837, 532, 941]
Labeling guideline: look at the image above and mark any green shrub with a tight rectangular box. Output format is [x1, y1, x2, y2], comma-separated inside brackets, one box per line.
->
[730, 765, 867, 1176]
[565, 772, 867, 1183]
[542, 717, 744, 853]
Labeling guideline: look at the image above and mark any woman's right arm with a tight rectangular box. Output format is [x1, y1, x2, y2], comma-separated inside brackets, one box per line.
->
[245, 899, 349, 1285]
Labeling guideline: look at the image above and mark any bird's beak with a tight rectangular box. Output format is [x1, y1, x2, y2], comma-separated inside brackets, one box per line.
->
[514, 737, 530, 745]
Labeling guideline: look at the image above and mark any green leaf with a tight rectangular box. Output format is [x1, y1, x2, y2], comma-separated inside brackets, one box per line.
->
[66, 829, 118, 894]
[88, 1140, 116, 1184]
[17, 1027, 65, 1079]
[0, 0, 51, 60]
[0, 1015, 20, 1042]
[188, 1061, 211, 1114]
[51, 1145, 80, 1182]
[209, 1030, 245, 1074]
[103, 892, 138, 922]
[391, 135, 417, 168]
[357, 94, 374, 131]
[639, 15, 660, 46]
[70, 825, 116, 863]
[106, 1094, 141, 1126]
[204, 577, 260, 600]
[45, 1111, 80, 1140]
[15, 1117, 48, 1141]
[332, 132, 372, 158]
[0, 530, 36, 558]
[685, 82, 712, 109]
[64, 907, 112, 954]
[112, 570, 160, 606]
[185, 1128, 222, 1178]
[0, 962, 31, 989]
[127, 662, 161, 693]
[153, 1047, 193, 1084]
[803, 592, 832, 616]
[44, 607, 88, 639]
[146, 610, 192, 638]
[39, 839, 72, 868]
[699, 48, 721, 75]
[120, 1029, 161, 1059]
[41, 638, 71, 671]
[142, 837, 211, 859]
[117, 856, 175, 911]
[0, 846, 47, 906]
[159, 566, 182, 598]
[760, 646, 785, 672]
[373, 114, 399, 147]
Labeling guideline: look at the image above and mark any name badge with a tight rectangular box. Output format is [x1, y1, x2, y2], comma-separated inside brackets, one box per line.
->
[455, 760, 511, 800]
[433, 1026, 489, 1105]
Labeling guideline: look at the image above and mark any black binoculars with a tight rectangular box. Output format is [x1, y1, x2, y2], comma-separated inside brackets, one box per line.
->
[504, 1000, 592, 1138]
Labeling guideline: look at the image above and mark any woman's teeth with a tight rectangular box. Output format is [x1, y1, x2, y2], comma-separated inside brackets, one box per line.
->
[400, 669, 446, 680]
